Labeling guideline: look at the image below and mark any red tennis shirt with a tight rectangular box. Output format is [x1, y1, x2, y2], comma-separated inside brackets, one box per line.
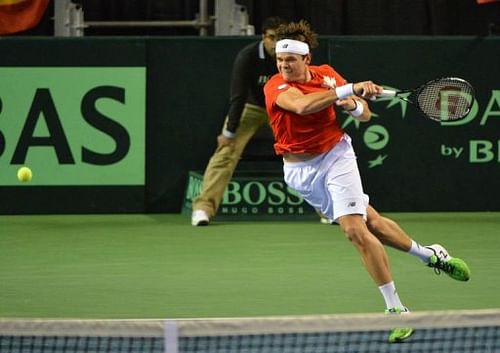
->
[264, 65, 347, 155]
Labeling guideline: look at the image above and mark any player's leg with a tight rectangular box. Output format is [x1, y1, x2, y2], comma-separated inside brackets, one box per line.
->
[366, 206, 414, 251]
[337, 215, 414, 343]
[325, 138, 413, 342]
[366, 206, 470, 281]
[192, 104, 267, 225]
[338, 214, 393, 286]
[320, 138, 410, 313]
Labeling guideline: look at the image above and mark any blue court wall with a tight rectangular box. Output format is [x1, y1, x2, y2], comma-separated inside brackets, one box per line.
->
[0, 36, 498, 214]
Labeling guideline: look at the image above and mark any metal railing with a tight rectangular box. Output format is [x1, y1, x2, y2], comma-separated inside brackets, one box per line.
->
[54, 0, 253, 37]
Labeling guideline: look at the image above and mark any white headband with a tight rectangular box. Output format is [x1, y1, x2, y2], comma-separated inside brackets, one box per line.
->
[275, 39, 310, 55]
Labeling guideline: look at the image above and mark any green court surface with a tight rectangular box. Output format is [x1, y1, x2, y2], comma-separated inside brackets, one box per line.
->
[0, 212, 498, 319]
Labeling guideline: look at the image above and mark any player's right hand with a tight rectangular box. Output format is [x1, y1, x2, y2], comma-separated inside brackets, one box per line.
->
[353, 81, 384, 99]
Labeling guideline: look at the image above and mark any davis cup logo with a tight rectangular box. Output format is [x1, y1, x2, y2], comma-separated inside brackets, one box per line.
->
[364, 125, 389, 151]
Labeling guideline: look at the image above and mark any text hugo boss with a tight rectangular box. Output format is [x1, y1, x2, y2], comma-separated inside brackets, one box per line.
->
[222, 180, 304, 206]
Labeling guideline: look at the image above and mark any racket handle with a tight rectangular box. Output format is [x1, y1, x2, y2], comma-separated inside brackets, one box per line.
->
[378, 89, 397, 97]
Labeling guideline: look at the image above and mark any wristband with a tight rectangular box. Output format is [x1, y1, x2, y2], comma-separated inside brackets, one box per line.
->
[222, 128, 236, 139]
[335, 83, 354, 100]
[348, 100, 364, 117]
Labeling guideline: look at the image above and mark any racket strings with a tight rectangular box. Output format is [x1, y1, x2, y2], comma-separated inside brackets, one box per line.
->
[417, 78, 474, 121]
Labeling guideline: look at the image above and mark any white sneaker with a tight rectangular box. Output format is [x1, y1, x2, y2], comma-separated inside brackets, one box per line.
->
[191, 210, 209, 226]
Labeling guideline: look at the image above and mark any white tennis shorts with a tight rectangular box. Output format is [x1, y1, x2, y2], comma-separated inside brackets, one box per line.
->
[283, 134, 369, 223]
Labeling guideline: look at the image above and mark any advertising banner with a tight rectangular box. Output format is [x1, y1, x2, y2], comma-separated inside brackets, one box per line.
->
[0, 67, 145, 185]
[183, 171, 317, 220]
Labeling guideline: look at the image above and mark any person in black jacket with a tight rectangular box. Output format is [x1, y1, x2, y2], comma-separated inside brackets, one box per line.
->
[191, 17, 285, 226]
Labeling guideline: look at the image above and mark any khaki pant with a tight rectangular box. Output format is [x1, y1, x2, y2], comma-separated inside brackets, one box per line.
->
[193, 103, 269, 217]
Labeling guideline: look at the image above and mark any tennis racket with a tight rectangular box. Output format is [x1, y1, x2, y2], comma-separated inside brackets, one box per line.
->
[377, 77, 475, 122]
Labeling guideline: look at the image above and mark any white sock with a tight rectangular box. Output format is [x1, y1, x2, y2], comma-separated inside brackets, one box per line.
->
[378, 281, 404, 310]
[408, 240, 434, 263]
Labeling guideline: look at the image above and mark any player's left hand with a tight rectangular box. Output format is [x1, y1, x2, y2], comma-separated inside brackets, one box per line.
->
[336, 97, 357, 110]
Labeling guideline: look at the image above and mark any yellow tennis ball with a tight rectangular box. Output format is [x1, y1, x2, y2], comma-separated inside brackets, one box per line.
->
[17, 166, 33, 182]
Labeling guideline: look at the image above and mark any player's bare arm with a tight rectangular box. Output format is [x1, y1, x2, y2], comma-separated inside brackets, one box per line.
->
[275, 87, 338, 115]
[276, 83, 375, 120]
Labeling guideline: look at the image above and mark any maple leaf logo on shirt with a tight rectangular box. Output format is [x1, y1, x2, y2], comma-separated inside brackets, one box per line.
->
[322, 76, 337, 89]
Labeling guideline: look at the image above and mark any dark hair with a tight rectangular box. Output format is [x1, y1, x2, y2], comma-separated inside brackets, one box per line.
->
[275, 20, 318, 49]
[261, 16, 286, 33]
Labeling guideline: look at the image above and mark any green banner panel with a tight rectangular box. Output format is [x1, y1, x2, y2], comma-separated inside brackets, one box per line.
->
[183, 171, 317, 220]
[0, 67, 145, 185]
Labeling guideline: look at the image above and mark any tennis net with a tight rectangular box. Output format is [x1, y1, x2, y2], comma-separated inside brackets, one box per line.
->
[1, 309, 499, 353]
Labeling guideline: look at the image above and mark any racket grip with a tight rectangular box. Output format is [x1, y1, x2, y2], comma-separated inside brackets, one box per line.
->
[378, 89, 397, 97]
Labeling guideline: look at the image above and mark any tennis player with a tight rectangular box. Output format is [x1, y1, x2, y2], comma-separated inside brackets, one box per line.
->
[263, 20, 471, 343]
